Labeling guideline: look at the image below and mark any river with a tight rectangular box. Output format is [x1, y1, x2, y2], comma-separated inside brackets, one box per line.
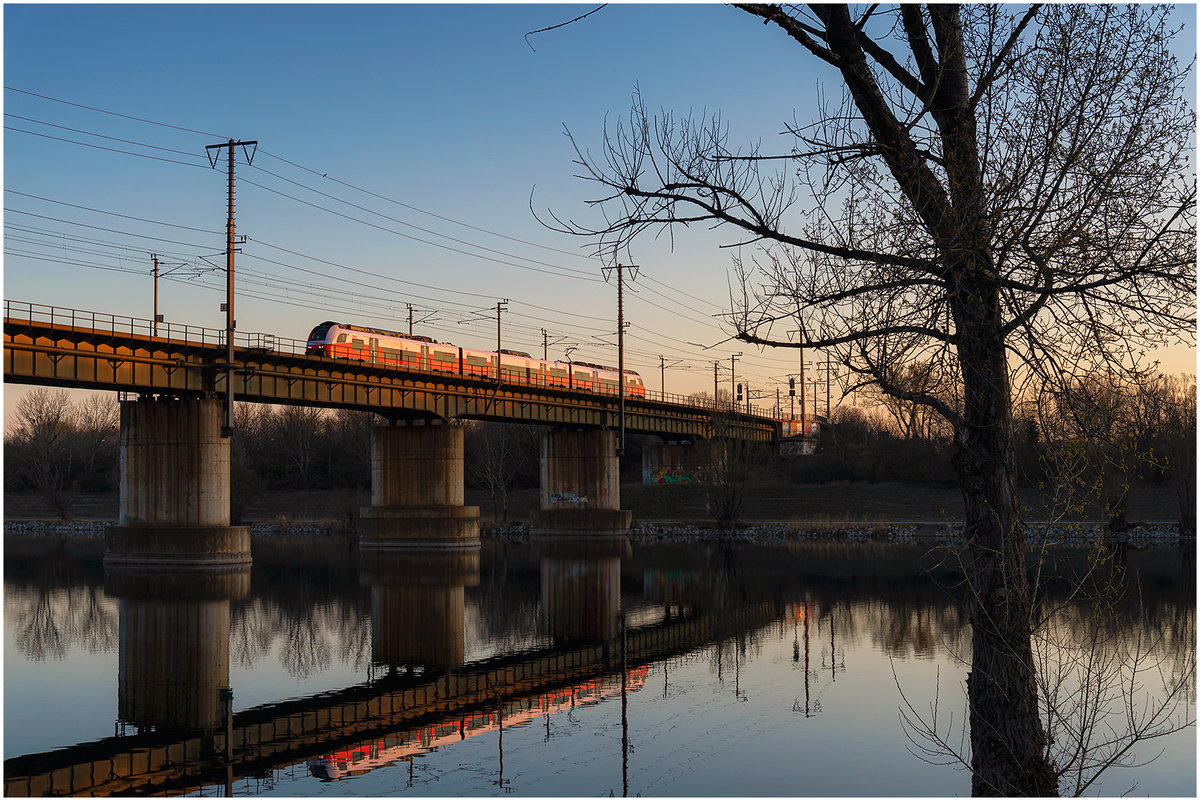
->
[3, 534, 1194, 796]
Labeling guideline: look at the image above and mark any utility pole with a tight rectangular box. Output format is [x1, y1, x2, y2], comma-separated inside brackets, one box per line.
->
[730, 354, 742, 413]
[602, 263, 638, 456]
[542, 328, 550, 361]
[408, 304, 415, 336]
[206, 138, 257, 438]
[151, 254, 160, 336]
[150, 254, 190, 337]
[788, 324, 807, 439]
[713, 361, 719, 408]
[818, 358, 835, 419]
[495, 299, 509, 381]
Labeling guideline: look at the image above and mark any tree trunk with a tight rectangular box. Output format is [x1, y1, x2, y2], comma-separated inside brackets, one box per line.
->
[954, 286, 1058, 797]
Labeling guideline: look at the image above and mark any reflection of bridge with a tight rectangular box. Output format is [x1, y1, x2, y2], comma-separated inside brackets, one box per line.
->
[3, 601, 778, 797]
[4, 300, 780, 558]
[307, 667, 649, 781]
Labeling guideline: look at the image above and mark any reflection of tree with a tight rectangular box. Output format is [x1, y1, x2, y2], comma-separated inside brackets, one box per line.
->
[278, 614, 332, 680]
[1031, 599, 1195, 796]
[67, 585, 119, 654]
[331, 602, 371, 673]
[230, 597, 370, 678]
[230, 600, 277, 669]
[12, 589, 67, 661]
[7, 585, 119, 661]
[897, 550, 1196, 796]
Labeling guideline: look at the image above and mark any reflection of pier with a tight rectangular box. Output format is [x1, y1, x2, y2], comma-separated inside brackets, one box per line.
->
[308, 667, 649, 781]
[3, 600, 778, 796]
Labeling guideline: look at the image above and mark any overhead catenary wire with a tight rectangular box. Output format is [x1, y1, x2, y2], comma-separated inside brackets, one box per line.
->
[5, 92, 747, 339]
[4, 86, 767, 324]
[3, 89, 803, 389]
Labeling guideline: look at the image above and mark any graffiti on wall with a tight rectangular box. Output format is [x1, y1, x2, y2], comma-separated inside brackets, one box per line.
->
[550, 491, 588, 505]
[646, 466, 702, 484]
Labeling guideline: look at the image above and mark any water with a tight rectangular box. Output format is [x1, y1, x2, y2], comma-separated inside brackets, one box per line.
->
[4, 535, 1194, 797]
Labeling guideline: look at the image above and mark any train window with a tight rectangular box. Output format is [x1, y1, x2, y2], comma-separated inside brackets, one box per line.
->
[351, 339, 364, 349]
[336, 334, 348, 343]
[548, 368, 567, 378]
[466, 355, 488, 365]
[309, 322, 335, 340]
[403, 350, 419, 363]
[380, 348, 401, 361]
[433, 351, 456, 362]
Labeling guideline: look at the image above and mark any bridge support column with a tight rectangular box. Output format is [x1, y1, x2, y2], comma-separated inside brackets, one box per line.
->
[360, 420, 480, 549]
[641, 441, 707, 484]
[106, 397, 250, 566]
[532, 429, 632, 534]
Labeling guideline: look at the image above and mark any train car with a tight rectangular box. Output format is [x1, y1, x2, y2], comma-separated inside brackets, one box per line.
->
[306, 321, 645, 397]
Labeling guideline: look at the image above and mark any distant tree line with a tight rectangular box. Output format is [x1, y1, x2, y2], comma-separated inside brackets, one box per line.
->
[798, 371, 1195, 534]
[4, 388, 120, 517]
[6, 374, 1195, 534]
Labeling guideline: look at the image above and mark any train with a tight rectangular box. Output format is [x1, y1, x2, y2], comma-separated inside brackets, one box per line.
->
[306, 321, 646, 397]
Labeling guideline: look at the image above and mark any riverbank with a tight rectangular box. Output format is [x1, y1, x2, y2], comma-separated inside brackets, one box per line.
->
[4, 517, 1187, 549]
[5, 482, 1188, 548]
[4, 481, 1182, 524]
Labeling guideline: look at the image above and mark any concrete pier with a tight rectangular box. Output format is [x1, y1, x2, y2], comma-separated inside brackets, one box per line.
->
[360, 420, 480, 549]
[105, 397, 250, 566]
[532, 429, 631, 534]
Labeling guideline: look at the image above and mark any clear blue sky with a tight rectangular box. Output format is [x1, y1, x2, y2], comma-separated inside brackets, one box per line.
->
[3, 4, 1195, 424]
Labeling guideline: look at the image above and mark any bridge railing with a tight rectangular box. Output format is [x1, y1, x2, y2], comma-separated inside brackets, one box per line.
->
[5, 300, 785, 422]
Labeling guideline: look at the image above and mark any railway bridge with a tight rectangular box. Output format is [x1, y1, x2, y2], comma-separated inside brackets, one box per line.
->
[4, 301, 784, 561]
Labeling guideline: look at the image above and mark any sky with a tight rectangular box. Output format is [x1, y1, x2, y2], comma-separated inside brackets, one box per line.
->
[3, 3, 1196, 426]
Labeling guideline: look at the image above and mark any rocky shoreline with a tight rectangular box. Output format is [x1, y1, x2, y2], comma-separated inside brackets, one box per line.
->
[4, 518, 1189, 549]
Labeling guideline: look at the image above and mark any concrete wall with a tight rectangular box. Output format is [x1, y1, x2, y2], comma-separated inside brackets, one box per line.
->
[360, 421, 480, 548]
[370, 422, 466, 508]
[533, 429, 630, 533]
[118, 397, 230, 527]
[641, 442, 707, 484]
[107, 397, 249, 566]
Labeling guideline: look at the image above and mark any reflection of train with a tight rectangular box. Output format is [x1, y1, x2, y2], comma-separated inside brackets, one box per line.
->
[307, 667, 649, 782]
[306, 322, 646, 397]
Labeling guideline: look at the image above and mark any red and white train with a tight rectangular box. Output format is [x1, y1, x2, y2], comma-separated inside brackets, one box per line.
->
[306, 321, 646, 397]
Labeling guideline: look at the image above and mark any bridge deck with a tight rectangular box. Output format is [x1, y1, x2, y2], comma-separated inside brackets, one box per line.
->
[4, 301, 780, 441]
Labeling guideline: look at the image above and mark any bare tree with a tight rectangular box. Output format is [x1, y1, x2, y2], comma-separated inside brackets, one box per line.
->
[1154, 374, 1197, 540]
[465, 422, 537, 523]
[553, 5, 1194, 794]
[6, 388, 77, 518]
[71, 394, 120, 491]
[269, 405, 329, 488]
[703, 414, 769, 529]
[863, 361, 955, 442]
